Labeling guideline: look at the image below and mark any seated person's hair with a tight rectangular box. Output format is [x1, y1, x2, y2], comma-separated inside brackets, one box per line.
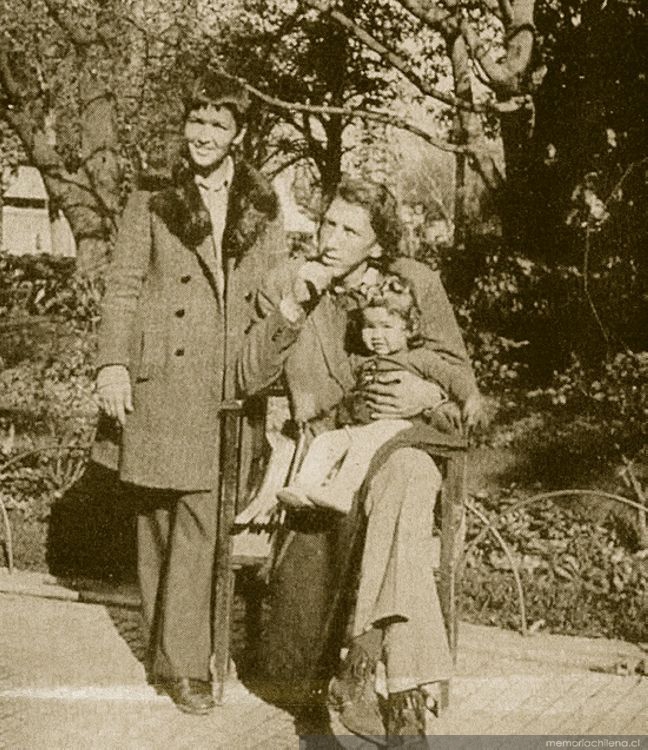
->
[331, 176, 402, 258]
[358, 274, 423, 348]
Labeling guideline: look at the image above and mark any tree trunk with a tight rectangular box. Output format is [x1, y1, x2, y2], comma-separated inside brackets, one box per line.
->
[499, 105, 535, 249]
[8, 117, 114, 277]
[448, 35, 480, 250]
[1, 5, 123, 277]
[453, 150, 467, 250]
[321, 116, 344, 199]
[460, 0, 537, 251]
[318, 0, 356, 198]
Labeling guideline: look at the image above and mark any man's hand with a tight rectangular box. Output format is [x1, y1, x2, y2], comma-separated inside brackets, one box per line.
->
[364, 369, 443, 419]
[96, 364, 133, 427]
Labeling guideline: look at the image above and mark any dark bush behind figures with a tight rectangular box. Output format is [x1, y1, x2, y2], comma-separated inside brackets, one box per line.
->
[46, 462, 136, 583]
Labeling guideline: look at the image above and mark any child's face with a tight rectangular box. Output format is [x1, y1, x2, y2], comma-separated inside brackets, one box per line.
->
[361, 306, 409, 355]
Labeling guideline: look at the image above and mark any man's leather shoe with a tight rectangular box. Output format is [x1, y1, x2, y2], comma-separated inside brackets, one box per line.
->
[163, 678, 215, 715]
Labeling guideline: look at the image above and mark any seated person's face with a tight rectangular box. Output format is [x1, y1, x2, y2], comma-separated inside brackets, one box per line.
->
[317, 198, 381, 279]
[361, 306, 409, 356]
[184, 104, 243, 172]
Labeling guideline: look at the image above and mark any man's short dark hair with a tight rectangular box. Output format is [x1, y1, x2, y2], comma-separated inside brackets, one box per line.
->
[184, 71, 250, 129]
[333, 175, 402, 256]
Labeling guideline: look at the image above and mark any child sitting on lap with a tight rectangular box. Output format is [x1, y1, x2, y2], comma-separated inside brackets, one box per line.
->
[277, 273, 453, 514]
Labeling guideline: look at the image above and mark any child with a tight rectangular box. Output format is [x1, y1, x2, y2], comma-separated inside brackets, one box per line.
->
[277, 273, 455, 514]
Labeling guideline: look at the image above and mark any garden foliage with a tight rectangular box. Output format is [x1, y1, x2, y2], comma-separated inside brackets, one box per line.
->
[0, 256, 98, 560]
[463, 489, 648, 643]
[0, 251, 646, 640]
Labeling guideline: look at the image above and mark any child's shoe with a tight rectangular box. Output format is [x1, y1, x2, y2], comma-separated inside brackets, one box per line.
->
[276, 485, 316, 509]
[306, 485, 353, 514]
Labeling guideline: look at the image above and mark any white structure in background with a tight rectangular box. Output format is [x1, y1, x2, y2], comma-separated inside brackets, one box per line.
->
[1, 166, 76, 257]
[1, 164, 315, 258]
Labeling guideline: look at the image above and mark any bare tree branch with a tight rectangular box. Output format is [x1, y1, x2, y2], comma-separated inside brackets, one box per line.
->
[424, 175, 454, 228]
[300, 113, 327, 166]
[394, 0, 455, 35]
[266, 153, 312, 180]
[460, 0, 536, 96]
[233, 74, 469, 156]
[260, 140, 310, 169]
[0, 48, 22, 102]
[300, 0, 482, 112]
[41, 0, 96, 47]
[497, 0, 514, 25]
[119, 14, 178, 42]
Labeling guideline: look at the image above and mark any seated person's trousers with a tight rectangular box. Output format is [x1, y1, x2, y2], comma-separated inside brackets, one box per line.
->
[354, 447, 453, 694]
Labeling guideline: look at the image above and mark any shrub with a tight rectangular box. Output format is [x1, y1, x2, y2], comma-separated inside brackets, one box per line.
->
[527, 351, 648, 466]
[0, 254, 102, 328]
[435, 242, 646, 391]
[0, 255, 102, 570]
[0, 325, 97, 439]
[0, 320, 97, 533]
[462, 492, 648, 642]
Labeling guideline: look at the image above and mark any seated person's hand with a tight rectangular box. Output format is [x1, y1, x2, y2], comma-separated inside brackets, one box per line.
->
[293, 261, 336, 303]
[336, 388, 373, 426]
[96, 364, 133, 427]
[427, 391, 488, 434]
[428, 400, 462, 432]
[280, 261, 337, 323]
[462, 389, 489, 433]
[363, 369, 443, 420]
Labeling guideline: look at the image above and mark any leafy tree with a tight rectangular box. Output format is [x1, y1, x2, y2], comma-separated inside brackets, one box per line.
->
[300, 0, 540, 247]
[203, 0, 406, 196]
[0, 0, 405, 270]
[0, 0, 203, 272]
[302, 0, 647, 364]
[510, 0, 648, 359]
[0, 0, 127, 274]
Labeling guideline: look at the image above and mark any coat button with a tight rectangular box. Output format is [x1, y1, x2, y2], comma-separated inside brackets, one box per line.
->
[180, 274, 191, 283]
[175, 308, 185, 318]
[174, 348, 185, 356]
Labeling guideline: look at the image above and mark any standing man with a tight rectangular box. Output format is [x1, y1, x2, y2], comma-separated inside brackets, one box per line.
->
[92, 72, 284, 714]
[238, 176, 482, 739]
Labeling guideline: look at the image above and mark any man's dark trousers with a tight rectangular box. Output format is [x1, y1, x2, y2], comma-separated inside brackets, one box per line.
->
[137, 489, 218, 682]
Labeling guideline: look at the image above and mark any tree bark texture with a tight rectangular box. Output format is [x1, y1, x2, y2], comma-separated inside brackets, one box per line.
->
[0, 5, 121, 276]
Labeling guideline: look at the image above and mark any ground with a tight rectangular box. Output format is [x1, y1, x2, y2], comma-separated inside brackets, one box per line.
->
[0, 569, 646, 749]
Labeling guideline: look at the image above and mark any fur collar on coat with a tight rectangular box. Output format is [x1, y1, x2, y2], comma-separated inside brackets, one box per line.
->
[149, 159, 279, 262]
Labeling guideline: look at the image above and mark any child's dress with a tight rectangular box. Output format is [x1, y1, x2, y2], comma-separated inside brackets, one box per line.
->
[277, 349, 448, 513]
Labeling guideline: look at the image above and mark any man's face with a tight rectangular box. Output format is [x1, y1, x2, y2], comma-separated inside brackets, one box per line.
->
[184, 104, 244, 173]
[317, 197, 381, 279]
[361, 306, 409, 355]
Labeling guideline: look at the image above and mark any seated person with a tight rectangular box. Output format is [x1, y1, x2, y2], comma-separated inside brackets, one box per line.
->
[278, 272, 455, 514]
[237, 175, 482, 741]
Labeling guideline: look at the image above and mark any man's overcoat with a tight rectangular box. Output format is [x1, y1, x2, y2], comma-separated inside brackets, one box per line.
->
[92, 162, 285, 492]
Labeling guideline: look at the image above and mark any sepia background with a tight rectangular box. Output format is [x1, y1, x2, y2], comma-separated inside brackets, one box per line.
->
[0, 0, 646, 746]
